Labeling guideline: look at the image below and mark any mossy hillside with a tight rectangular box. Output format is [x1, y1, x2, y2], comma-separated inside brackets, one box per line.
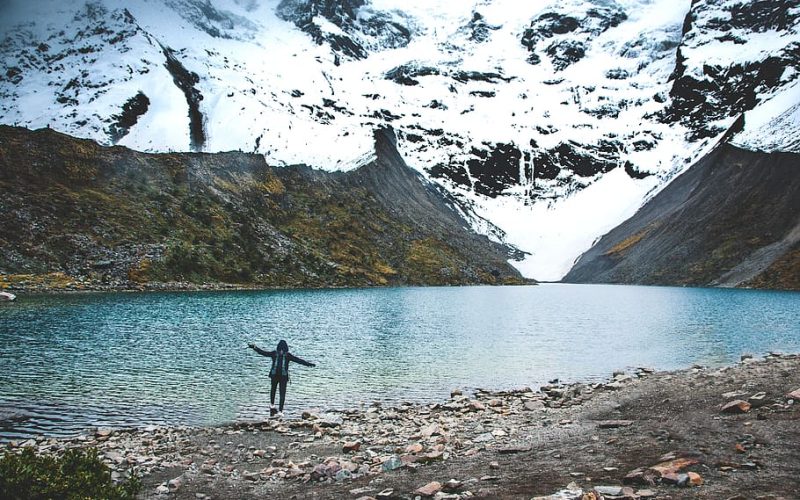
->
[0, 126, 526, 289]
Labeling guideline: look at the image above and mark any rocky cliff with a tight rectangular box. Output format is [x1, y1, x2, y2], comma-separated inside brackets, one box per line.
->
[563, 143, 800, 290]
[0, 125, 527, 290]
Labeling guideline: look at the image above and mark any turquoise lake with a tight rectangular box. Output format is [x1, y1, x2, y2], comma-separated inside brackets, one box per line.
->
[1, 284, 799, 441]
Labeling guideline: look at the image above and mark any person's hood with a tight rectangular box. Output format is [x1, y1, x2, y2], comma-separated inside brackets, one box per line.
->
[276, 340, 288, 352]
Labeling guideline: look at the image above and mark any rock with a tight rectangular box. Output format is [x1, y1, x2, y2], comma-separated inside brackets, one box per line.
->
[489, 461, 500, 470]
[343, 441, 361, 453]
[335, 469, 352, 481]
[473, 432, 494, 443]
[167, 476, 183, 491]
[598, 420, 634, 429]
[735, 443, 747, 453]
[421, 423, 440, 438]
[311, 463, 329, 479]
[721, 400, 751, 414]
[748, 392, 768, 407]
[241, 470, 259, 481]
[649, 457, 700, 477]
[487, 399, 503, 407]
[350, 486, 376, 495]
[416, 481, 442, 497]
[381, 455, 403, 472]
[524, 401, 544, 411]
[497, 445, 531, 454]
[376, 488, 395, 498]
[593, 486, 623, 496]
[450, 388, 463, 398]
[687, 471, 703, 486]
[405, 443, 424, 454]
[468, 400, 486, 411]
[636, 489, 656, 498]
[443, 479, 462, 492]
[155, 485, 170, 495]
[787, 388, 800, 400]
[531, 482, 584, 500]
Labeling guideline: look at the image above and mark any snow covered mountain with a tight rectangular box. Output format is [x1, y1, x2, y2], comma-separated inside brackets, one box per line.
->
[1, 0, 798, 281]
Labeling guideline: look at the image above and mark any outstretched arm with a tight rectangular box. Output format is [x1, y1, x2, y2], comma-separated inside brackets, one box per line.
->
[248, 343, 275, 358]
[289, 353, 315, 367]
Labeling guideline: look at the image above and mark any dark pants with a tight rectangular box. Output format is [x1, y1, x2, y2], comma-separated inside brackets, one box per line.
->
[270, 375, 288, 412]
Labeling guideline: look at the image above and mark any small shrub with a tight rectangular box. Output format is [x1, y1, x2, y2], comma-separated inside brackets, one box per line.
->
[0, 447, 140, 500]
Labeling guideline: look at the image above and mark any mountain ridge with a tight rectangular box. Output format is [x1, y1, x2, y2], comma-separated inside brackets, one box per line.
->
[0, 124, 528, 291]
[563, 142, 800, 290]
[1, 0, 798, 281]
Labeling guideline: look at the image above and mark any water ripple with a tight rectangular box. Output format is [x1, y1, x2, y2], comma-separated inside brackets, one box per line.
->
[1, 284, 799, 441]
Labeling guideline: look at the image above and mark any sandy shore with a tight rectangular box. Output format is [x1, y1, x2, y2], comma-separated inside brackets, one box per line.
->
[4, 353, 799, 499]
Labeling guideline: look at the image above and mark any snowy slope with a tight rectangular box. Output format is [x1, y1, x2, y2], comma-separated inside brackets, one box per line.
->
[1, 0, 798, 281]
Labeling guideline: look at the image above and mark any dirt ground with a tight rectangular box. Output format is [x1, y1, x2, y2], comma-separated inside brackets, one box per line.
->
[123, 353, 800, 500]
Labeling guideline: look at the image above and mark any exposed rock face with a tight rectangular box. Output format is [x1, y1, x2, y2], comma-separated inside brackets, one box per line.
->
[563, 143, 800, 290]
[276, 0, 411, 60]
[521, 2, 627, 69]
[0, 125, 527, 290]
[663, 0, 800, 139]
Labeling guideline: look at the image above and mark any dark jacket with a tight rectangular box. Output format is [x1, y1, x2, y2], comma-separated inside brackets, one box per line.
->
[252, 343, 314, 379]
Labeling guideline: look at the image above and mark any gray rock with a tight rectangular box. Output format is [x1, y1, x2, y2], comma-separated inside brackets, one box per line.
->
[473, 432, 494, 443]
[381, 455, 403, 472]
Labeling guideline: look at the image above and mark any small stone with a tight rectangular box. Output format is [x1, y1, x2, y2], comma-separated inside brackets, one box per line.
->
[787, 388, 800, 399]
[473, 432, 494, 443]
[416, 481, 442, 497]
[405, 443, 424, 454]
[155, 485, 169, 495]
[524, 401, 544, 411]
[598, 420, 634, 429]
[489, 461, 500, 470]
[443, 479, 462, 492]
[636, 489, 656, 498]
[343, 441, 361, 453]
[421, 424, 440, 438]
[487, 399, 502, 407]
[335, 469, 352, 481]
[735, 443, 746, 453]
[468, 400, 486, 411]
[594, 486, 623, 496]
[381, 455, 403, 472]
[167, 477, 182, 491]
[748, 392, 768, 407]
[451, 388, 463, 398]
[687, 471, 703, 486]
[241, 471, 259, 482]
[721, 400, 751, 414]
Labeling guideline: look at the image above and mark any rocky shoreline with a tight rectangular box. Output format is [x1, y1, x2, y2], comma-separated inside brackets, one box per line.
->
[3, 354, 799, 499]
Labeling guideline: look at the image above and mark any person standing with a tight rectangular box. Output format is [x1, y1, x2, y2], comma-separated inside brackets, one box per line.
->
[248, 339, 315, 417]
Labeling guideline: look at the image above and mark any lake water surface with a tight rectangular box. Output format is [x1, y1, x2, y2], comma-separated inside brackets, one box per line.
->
[1, 284, 799, 440]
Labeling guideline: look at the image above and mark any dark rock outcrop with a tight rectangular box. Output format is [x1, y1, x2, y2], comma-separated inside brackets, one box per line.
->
[663, 0, 800, 139]
[563, 143, 800, 290]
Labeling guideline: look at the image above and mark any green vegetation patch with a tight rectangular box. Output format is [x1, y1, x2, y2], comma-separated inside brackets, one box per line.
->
[0, 447, 140, 500]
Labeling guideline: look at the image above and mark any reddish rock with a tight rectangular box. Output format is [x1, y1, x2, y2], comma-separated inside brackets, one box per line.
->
[787, 388, 800, 399]
[405, 443, 424, 454]
[735, 443, 746, 453]
[416, 481, 442, 497]
[687, 472, 703, 486]
[721, 400, 751, 414]
[343, 441, 361, 453]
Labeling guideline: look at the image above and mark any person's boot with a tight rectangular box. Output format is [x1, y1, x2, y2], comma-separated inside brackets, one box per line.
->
[270, 405, 277, 417]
